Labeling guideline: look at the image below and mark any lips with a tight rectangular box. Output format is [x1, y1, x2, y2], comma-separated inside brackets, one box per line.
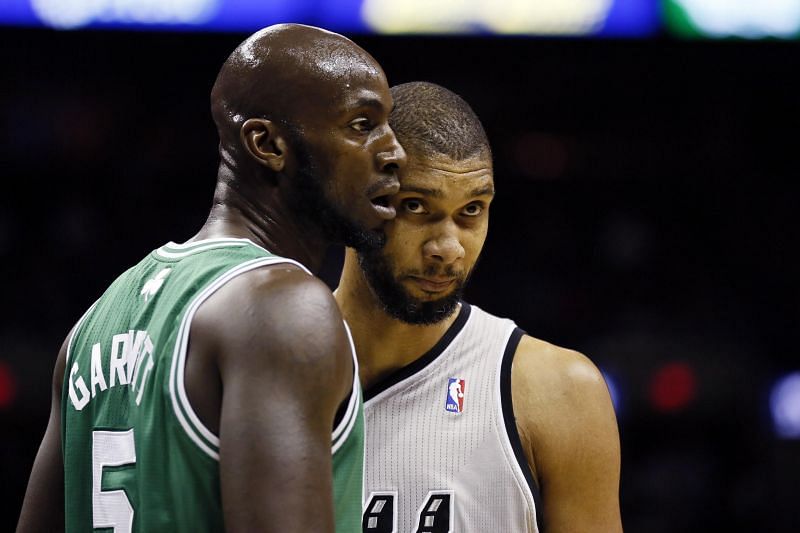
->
[368, 176, 400, 220]
[410, 276, 456, 293]
[370, 194, 397, 220]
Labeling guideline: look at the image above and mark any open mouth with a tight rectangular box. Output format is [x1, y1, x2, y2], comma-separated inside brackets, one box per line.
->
[370, 195, 396, 220]
[372, 195, 390, 208]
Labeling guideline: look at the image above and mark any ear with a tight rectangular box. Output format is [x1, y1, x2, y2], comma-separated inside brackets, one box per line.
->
[240, 118, 289, 172]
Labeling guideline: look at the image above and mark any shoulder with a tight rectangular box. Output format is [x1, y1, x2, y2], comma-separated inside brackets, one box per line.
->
[510, 335, 617, 458]
[511, 333, 619, 482]
[193, 263, 350, 371]
[512, 335, 610, 409]
[201, 262, 342, 331]
[509, 340, 622, 531]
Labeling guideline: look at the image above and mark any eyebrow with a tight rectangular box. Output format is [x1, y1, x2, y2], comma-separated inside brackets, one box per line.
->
[470, 185, 496, 198]
[351, 96, 386, 112]
[399, 185, 444, 198]
[399, 184, 495, 199]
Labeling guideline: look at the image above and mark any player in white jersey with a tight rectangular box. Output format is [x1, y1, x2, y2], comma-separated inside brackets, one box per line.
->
[336, 82, 622, 532]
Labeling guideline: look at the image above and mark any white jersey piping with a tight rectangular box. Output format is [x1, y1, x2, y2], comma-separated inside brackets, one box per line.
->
[169, 255, 310, 461]
[332, 320, 362, 454]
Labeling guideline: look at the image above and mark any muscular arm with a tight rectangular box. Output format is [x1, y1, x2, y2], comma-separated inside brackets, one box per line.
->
[512, 336, 622, 533]
[191, 266, 354, 533]
[17, 335, 68, 532]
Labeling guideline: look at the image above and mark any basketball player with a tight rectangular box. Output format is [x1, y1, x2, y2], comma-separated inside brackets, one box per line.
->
[335, 82, 622, 532]
[17, 25, 405, 532]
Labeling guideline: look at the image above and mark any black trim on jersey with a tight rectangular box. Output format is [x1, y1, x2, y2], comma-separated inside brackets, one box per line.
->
[500, 327, 545, 531]
[363, 302, 472, 402]
[333, 385, 352, 429]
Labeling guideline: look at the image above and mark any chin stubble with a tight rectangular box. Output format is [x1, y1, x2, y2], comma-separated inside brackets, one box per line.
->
[357, 248, 467, 325]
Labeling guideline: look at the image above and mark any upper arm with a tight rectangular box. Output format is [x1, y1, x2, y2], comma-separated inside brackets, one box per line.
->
[192, 266, 354, 533]
[512, 336, 622, 533]
[17, 333, 68, 532]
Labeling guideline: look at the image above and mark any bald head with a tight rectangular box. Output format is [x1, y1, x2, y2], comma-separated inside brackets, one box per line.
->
[211, 24, 383, 148]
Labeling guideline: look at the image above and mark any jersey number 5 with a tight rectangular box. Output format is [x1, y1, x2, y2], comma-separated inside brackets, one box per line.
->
[362, 490, 453, 533]
[93, 429, 137, 533]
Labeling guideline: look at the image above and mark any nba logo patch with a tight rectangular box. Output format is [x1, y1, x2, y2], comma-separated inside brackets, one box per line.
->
[445, 377, 465, 414]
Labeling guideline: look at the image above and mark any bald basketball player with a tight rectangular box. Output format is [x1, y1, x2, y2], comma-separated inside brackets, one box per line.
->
[18, 24, 405, 533]
[335, 82, 622, 532]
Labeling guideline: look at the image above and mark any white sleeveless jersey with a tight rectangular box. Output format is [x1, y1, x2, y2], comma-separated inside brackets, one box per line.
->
[362, 302, 542, 533]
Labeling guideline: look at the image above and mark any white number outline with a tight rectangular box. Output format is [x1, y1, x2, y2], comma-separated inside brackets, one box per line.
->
[363, 491, 398, 532]
[92, 429, 136, 533]
[413, 490, 454, 533]
[362, 490, 454, 533]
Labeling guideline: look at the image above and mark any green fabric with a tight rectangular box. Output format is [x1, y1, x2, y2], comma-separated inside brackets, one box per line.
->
[62, 238, 364, 532]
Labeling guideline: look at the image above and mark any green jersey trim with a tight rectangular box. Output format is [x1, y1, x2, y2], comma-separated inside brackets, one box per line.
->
[332, 321, 361, 454]
[169, 255, 311, 460]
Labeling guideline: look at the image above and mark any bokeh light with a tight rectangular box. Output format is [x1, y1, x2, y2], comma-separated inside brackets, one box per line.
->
[649, 362, 697, 413]
[0, 360, 18, 410]
[770, 372, 800, 439]
[601, 369, 622, 415]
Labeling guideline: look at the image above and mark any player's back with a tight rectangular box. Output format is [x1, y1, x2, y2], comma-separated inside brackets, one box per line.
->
[61, 237, 364, 532]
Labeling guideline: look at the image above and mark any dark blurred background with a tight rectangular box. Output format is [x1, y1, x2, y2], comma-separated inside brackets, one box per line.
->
[2, 9, 800, 532]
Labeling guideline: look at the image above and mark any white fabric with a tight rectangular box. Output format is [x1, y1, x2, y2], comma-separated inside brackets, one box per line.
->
[364, 304, 539, 532]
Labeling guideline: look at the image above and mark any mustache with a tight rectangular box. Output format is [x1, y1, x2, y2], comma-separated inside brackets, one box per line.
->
[404, 265, 465, 278]
[365, 175, 400, 198]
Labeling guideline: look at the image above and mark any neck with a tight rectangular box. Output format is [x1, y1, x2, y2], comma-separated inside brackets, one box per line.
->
[336, 249, 460, 389]
[192, 170, 329, 272]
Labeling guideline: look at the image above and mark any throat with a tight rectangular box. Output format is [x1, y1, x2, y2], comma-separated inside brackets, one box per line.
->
[336, 248, 464, 389]
[349, 301, 462, 390]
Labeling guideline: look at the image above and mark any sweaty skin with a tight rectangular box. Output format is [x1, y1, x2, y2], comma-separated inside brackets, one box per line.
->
[18, 24, 404, 533]
[337, 151, 622, 533]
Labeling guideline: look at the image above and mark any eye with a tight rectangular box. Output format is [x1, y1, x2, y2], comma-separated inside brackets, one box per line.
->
[461, 203, 483, 217]
[402, 199, 427, 214]
[348, 118, 374, 133]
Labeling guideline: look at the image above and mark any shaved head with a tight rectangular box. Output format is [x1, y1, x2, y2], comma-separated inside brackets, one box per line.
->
[211, 24, 382, 149]
[204, 24, 404, 255]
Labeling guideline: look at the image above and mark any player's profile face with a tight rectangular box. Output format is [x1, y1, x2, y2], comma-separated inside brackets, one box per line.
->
[357, 153, 493, 324]
[286, 66, 405, 250]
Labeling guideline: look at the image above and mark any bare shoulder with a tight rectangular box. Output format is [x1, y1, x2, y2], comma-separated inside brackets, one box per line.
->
[512, 335, 611, 413]
[512, 335, 616, 443]
[193, 262, 351, 381]
[193, 264, 353, 531]
[511, 335, 622, 532]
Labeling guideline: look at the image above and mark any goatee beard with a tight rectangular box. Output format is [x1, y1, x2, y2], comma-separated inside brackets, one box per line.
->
[357, 247, 467, 325]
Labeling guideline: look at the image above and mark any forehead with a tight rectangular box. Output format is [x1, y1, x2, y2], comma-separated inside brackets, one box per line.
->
[303, 45, 385, 97]
[299, 61, 392, 122]
[401, 154, 494, 198]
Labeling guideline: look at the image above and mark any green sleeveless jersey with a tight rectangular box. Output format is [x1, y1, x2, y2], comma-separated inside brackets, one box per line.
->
[62, 238, 364, 532]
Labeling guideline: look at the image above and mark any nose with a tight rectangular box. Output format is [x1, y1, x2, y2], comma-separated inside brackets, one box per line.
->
[423, 220, 465, 265]
[376, 127, 407, 174]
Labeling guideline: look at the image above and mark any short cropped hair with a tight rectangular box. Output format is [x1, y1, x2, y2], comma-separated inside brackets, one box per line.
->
[390, 81, 491, 162]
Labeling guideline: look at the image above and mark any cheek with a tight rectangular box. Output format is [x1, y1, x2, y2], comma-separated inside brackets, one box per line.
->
[384, 223, 425, 259]
[464, 228, 488, 260]
[324, 163, 360, 204]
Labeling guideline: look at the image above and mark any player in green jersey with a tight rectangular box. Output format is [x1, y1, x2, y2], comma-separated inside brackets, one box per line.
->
[18, 24, 405, 533]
